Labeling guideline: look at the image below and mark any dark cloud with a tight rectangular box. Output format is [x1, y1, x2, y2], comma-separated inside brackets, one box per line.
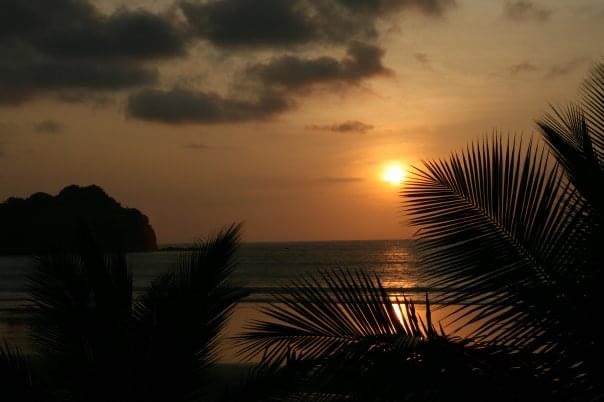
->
[0, 0, 187, 60]
[510, 61, 538, 75]
[181, 0, 316, 47]
[183, 143, 209, 150]
[307, 120, 374, 134]
[34, 120, 63, 134]
[128, 41, 390, 125]
[54, 91, 114, 107]
[0, 0, 454, 123]
[336, 0, 455, 16]
[181, 0, 456, 48]
[503, 1, 551, 22]
[47, 11, 185, 61]
[414, 52, 432, 69]
[0, 0, 454, 113]
[0, 0, 182, 105]
[0, 42, 158, 105]
[247, 41, 391, 90]
[546, 57, 588, 78]
[127, 88, 290, 124]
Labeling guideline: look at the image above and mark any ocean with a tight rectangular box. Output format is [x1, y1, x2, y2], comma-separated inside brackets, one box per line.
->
[0, 240, 422, 361]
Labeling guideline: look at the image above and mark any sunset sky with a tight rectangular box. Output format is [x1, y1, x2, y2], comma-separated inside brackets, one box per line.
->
[1, 0, 603, 243]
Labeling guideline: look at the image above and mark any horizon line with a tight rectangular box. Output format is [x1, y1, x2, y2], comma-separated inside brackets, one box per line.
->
[160, 238, 413, 247]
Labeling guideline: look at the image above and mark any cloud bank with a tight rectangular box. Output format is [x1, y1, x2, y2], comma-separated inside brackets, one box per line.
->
[0, 0, 179, 104]
[127, 41, 389, 124]
[0, 0, 457, 124]
[307, 120, 374, 134]
[127, 89, 290, 124]
[34, 120, 63, 134]
[181, 0, 456, 48]
[503, 1, 551, 22]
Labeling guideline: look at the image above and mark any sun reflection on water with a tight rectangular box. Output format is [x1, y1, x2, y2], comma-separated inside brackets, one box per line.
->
[378, 242, 418, 291]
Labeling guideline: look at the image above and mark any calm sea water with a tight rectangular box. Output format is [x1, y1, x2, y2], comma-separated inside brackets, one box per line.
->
[0, 240, 421, 350]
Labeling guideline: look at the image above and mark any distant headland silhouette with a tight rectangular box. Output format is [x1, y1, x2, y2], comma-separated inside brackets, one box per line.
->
[0, 185, 157, 255]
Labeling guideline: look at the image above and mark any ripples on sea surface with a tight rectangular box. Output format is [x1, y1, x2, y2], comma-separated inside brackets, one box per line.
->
[0, 240, 421, 349]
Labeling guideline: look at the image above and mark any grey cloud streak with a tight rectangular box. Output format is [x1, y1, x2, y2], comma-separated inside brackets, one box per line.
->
[127, 88, 290, 124]
[34, 120, 63, 134]
[246, 42, 391, 90]
[510, 61, 538, 76]
[307, 121, 374, 134]
[503, 0, 551, 22]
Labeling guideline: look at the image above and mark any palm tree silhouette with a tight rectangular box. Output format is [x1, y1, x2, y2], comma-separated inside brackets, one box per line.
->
[237, 62, 604, 401]
[0, 223, 247, 402]
[403, 61, 604, 400]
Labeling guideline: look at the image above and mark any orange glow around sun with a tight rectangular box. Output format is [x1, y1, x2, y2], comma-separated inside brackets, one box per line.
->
[383, 164, 406, 186]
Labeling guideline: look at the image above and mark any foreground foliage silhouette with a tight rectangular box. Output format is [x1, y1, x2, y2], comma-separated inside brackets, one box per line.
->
[403, 61, 604, 400]
[234, 63, 604, 401]
[233, 271, 552, 402]
[0, 223, 246, 402]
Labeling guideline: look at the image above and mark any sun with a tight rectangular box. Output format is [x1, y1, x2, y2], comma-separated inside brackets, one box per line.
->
[383, 164, 406, 186]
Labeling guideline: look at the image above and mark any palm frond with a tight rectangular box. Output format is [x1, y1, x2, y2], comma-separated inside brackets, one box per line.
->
[538, 105, 604, 212]
[537, 61, 604, 216]
[537, 63, 604, 316]
[237, 270, 436, 365]
[237, 270, 554, 401]
[0, 342, 50, 401]
[531, 62, 604, 399]
[236, 270, 440, 401]
[403, 135, 587, 350]
[132, 222, 248, 401]
[28, 253, 132, 355]
[27, 252, 133, 401]
[582, 61, 604, 161]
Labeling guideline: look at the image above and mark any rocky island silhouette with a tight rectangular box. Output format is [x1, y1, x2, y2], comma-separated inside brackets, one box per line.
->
[0, 185, 157, 254]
